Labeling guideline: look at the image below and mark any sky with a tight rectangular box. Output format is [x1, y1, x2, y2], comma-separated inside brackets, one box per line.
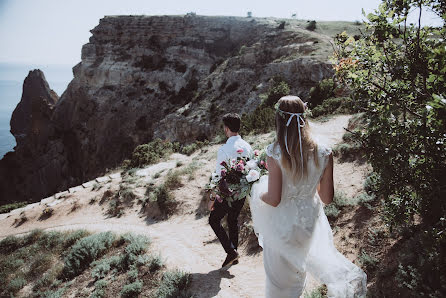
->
[0, 0, 443, 66]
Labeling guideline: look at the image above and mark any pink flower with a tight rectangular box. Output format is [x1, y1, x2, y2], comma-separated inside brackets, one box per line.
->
[254, 150, 260, 156]
[236, 163, 245, 172]
[237, 148, 244, 154]
[220, 161, 227, 167]
[221, 169, 227, 177]
[260, 160, 265, 166]
[216, 195, 223, 203]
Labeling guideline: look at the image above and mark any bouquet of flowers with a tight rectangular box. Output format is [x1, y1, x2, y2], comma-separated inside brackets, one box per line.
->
[206, 149, 268, 206]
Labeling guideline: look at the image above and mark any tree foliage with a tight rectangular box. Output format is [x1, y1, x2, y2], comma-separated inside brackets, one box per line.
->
[335, 0, 446, 226]
[334, 0, 445, 295]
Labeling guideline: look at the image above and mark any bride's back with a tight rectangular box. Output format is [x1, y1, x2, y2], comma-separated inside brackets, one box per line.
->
[266, 141, 331, 203]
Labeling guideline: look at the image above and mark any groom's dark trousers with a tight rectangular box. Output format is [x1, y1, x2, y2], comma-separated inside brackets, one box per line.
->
[209, 197, 246, 254]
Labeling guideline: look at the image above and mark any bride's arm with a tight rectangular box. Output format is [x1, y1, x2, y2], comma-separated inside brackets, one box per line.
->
[260, 156, 282, 207]
[317, 152, 334, 204]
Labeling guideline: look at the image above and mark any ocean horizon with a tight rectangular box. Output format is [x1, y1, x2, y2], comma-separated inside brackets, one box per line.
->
[0, 62, 74, 159]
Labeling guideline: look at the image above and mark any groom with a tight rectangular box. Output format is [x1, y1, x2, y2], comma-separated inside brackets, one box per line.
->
[208, 113, 253, 268]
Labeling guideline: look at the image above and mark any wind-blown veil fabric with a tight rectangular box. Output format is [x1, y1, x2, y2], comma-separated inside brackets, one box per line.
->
[249, 142, 367, 297]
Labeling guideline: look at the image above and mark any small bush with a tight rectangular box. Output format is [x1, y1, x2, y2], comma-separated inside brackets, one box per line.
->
[310, 97, 355, 118]
[147, 254, 164, 272]
[62, 232, 115, 279]
[91, 279, 108, 298]
[306, 20, 317, 31]
[148, 184, 177, 216]
[308, 78, 335, 108]
[129, 138, 174, 168]
[156, 270, 192, 298]
[304, 284, 328, 298]
[164, 170, 183, 190]
[241, 78, 290, 135]
[333, 191, 357, 207]
[358, 250, 378, 272]
[324, 204, 340, 219]
[27, 253, 53, 278]
[121, 279, 143, 298]
[63, 229, 90, 249]
[119, 234, 150, 270]
[0, 201, 27, 214]
[91, 256, 121, 280]
[0, 235, 22, 253]
[6, 276, 26, 294]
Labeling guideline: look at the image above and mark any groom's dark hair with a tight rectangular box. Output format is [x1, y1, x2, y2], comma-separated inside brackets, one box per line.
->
[222, 113, 241, 133]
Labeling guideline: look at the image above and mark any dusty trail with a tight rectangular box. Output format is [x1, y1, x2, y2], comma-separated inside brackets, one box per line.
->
[1, 114, 361, 297]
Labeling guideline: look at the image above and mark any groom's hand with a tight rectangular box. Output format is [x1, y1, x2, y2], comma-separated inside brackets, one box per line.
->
[208, 199, 215, 211]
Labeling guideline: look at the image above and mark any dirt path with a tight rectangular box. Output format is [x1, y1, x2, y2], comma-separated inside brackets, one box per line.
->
[1, 114, 366, 297]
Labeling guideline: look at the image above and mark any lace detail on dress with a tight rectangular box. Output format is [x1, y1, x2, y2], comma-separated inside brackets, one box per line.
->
[250, 140, 367, 297]
[266, 143, 281, 160]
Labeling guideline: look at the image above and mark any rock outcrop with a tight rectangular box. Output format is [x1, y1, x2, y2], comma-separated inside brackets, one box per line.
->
[0, 15, 335, 203]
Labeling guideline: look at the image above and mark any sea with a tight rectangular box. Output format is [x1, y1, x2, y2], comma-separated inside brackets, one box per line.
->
[0, 63, 74, 159]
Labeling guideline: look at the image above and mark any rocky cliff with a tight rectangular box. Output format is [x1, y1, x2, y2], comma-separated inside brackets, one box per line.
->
[0, 15, 336, 203]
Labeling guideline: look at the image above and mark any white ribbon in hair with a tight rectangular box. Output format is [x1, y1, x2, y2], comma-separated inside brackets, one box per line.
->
[279, 109, 306, 173]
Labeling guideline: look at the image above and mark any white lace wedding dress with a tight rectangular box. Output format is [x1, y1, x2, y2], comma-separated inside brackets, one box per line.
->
[250, 142, 367, 298]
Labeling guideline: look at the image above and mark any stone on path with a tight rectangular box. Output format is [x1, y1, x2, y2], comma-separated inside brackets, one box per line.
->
[69, 185, 84, 193]
[96, 176, 111, 183]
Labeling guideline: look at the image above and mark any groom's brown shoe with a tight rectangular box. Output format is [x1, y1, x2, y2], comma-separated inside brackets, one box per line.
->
[221, 250, 239, 268]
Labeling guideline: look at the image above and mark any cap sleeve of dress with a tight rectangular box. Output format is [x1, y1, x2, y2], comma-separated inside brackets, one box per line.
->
[266, 143, 281, 161]
[317, 142, 332, 169]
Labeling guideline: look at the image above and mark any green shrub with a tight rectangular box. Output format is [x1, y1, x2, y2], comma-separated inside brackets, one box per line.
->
[306, 20, 317, 31]
[332, 142, 363, 161]
[37, 231, 65, 250]
[0, 201, 28, 214]
[6, 276, 26, 294]
[121, 280, 143, 298]
[27, 253, 53, 278]
[164, 170, 183, 190]
[156, 270, 192, 298]
[0, 235, 22, 253]
[119, 234, 150, 270]
[63, 229, 90, 249]
[39, 287, 66, 298]
[264, 80, 290, 107]
[308, 78, 335, 108]
[148, 184, 176, 216]
[324, 204, 340, 219]
[358, 250, 378, 272]
[91, 255, 121, 280]
[333, 191, 357, 207]
[304, 284, 328, 298]
[241, 78, 290, 135]
[147, 254, 164, 272]
[91, 279, 108, 298]
[310, 97, 355, 117]
[62, 232, 115, 279]
[129, 138, 174, 168]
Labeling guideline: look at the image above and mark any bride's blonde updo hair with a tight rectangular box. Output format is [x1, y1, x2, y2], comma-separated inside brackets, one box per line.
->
[275, 95, 319, 181]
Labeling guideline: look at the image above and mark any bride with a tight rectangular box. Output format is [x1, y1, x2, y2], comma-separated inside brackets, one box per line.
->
[250, 96, 367, 297]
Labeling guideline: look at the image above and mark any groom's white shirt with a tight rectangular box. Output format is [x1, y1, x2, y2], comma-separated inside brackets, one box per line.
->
[215, 135, 253, 174]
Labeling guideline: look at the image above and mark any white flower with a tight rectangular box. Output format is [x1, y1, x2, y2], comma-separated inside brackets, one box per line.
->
[246, 160, 258, 170]
[246, 169, 260, 182]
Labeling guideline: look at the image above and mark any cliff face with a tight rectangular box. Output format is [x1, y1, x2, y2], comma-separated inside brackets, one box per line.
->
[0, 15, 334, 203]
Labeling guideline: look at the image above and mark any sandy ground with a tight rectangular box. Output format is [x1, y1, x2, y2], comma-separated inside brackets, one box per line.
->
[0, 114, 370, 297]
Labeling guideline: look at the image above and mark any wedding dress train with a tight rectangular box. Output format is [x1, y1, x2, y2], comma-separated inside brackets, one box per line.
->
[250, 142, 367, 298]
